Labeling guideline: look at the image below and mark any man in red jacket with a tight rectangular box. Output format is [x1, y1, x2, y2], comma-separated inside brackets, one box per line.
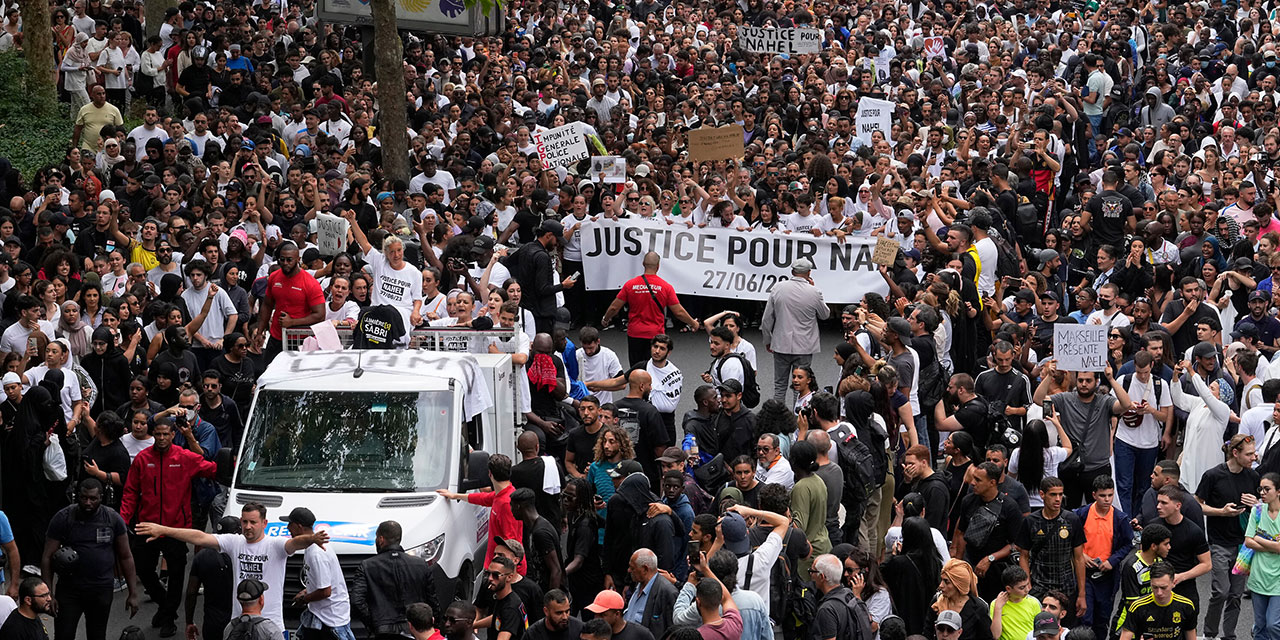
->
[120, 417, 217, 637]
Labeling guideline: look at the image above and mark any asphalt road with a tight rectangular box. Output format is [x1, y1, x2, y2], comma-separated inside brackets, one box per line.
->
[85, 321, 1249, 639]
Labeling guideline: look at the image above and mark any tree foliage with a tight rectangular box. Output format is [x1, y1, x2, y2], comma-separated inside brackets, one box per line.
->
[0, 52, 72, 184]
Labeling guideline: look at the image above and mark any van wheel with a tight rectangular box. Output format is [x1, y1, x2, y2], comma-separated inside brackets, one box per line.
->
[454, 560, 475, 602]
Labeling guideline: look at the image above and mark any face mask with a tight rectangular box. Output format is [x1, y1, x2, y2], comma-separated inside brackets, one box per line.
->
[1268, 61, 1276, 67]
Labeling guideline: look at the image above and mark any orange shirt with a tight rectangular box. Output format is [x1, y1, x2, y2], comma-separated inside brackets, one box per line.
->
[1082, 503, 1115, 559]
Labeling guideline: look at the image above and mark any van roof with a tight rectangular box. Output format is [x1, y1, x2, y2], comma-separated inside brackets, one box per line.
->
[259, 350, 494, 419]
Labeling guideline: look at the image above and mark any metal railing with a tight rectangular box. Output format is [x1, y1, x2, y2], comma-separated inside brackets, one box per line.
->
[283, 326, 518, 351]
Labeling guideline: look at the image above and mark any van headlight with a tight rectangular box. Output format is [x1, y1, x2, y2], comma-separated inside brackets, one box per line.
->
[406, 533, 446, 565]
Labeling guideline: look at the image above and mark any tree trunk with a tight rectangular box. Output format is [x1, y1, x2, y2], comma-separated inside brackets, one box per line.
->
[370, 0, 409, 184]
[19, 0, 55, 113]
[144, 0, 175, 38]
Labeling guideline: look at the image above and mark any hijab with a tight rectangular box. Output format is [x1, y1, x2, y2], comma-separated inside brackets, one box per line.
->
[64, 32, 90, 67]
[932, 558, 979, 613]
[58, 301, 89, 358]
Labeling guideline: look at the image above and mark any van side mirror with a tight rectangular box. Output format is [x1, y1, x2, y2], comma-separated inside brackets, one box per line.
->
[215, 447, 234, 486]
[459, 450, 491, 492]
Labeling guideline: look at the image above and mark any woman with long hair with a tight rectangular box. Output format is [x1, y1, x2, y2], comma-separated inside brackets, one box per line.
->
[791, 365, 817, 414]
[847, 547, 894, 634]
[884, 492, 952, 562]
[881, 516, 943, 634]
[1009, 418, 1073, 508]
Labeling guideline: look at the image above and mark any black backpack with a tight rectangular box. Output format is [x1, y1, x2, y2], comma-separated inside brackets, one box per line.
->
[829, 422, 882, 506]
[225, 616, 267, 640]
[715, 353, 761, 408]
[838, 589, 877, 640]
[843, 400, 890, 488]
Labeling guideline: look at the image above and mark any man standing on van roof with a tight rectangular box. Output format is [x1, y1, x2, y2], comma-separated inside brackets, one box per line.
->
[438, 453, 526, 575]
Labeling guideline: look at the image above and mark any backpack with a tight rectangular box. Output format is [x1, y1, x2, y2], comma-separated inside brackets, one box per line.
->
[840, 590, 877, 640]
[1015, 193, 1050, 250]
[715, 353, 761, 408]
[225, 616, 267, 640]
[829, 421, 883, 506]
[844, 398, 890, 487]
[990, 231, 1023, 281]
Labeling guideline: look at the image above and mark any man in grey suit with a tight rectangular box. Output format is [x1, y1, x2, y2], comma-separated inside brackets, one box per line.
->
[761, 258, 831, 402]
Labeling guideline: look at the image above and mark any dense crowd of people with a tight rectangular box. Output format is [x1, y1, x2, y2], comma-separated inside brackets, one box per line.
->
[8, 0, 1280, 639]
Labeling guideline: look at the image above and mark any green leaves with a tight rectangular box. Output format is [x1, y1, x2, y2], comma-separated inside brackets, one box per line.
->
[0, 52, 71, 182]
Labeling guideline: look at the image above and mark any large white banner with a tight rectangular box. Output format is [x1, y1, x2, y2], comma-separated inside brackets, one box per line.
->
[579, 219, 889, 304]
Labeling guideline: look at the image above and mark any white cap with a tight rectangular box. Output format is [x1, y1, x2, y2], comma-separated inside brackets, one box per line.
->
[2, 372, 20, 387]
[99, 190, 116, 203]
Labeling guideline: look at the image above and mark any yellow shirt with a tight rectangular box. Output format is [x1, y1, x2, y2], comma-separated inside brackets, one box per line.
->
[991, 594, 1041, 640]
[74, 102, 124, 152]
[130, 243, 158, 271]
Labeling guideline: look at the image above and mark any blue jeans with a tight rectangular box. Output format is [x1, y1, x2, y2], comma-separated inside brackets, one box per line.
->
[1083, 571, 1118, 639]
[1257, 592, 1280, 640]
[1113, 439, 1158, 516]
[1087, 114, 1103, 162]
[298, 610, 358, 640]
[914, 413, 930, 457]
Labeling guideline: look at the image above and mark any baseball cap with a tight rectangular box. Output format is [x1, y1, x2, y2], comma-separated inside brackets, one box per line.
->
[1232, 322, 1260, 340]
[720, 512, 750, 555]
[887, 317, 913, 340]
[236, 578, 269, 602]
[493, 536, 524, 559]
[1192, 341, 1217, 359]
[717, 379, 744, 394]
[214, 515, 241, 535]
[539, 220, 565, 236]
[240, 139, 256, 150]
[279, 506, 315, 527]
[634, 163, 651, 177]
[656, 446, 688, 465]
[1037, 248, 1059, 266]
[584, 590, 625, 613]
[471, 235, 496, 256]
[936, 610, 964, 631]
[606, 459, 643, 479]
[1038, 290, 1061, 303]
[1250, 290, 1270, 302]
[1032, 613, 1060, 637]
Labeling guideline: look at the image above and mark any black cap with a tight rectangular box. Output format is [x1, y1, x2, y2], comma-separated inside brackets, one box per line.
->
[279, 506, 316, 528]
[717, 379, 744, 394]
[539, 219, 565, 236]
[471, 235, 496, 256]
[237, 578, 269, 602]
[606, 459, 644, 479]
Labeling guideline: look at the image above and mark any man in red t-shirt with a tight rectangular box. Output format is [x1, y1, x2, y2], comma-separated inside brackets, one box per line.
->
[254, 242, 326, 364]
[601, 252, 699, 366]
[436, 453, 526, 575]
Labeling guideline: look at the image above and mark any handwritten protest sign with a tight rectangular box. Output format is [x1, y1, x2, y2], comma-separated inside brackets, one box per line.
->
[1054, 324, 1108, 372]
[534, 123, 589, 169]
[872, 237, 899, 266]
[688, 125, 746, 162]
[738, 26, 822, 55]
[924, 36, 948, 60]
[856, 97, 895, 144]
[591, 156, 626, 183]
[314, 212, 349, 255]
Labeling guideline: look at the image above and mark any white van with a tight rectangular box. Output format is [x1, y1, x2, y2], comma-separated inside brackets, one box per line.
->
[225, 348, 519, 611]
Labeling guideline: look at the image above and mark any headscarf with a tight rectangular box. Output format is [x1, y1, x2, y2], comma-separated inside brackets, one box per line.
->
[57, 301, 89, 358]
[932, 558, 979, 613]
[158, 273, 183, 303]
[614, 472, 658, 515]
[1197, 235, 1228, 273]
[63, 32, 90, 67]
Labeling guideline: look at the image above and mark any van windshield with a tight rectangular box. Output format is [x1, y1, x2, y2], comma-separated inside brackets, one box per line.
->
[237, 390, 454, 492]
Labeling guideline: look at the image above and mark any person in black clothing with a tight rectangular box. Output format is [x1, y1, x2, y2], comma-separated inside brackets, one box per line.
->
[175, 48, 213, 112]
[491, 539, 544, 626]
[196, 371, 242, 455]
[78, 411, 130, 512]
[185, 516, 239, 640]
[560, 478, 604, 615]
[525, 590, 583, 640]
[955, 462, 1024, 601]
[1155, 486, 1212, 611]
[0, 577, 53, 640]
[1195, 434, 1260, 640]
[351, 521, 440, 640]
[42, 479, 140, 640]
[901, 444, 951, 532]
[208, 334, 256, 425]
[477, 555, 529, 640]
[1160, 277, 1221, 356]
[1081, 169, 1136, 267]
[81, 326, 131, 416]
[615, 370, 670, 487]
[510, 431, 563, 529]
[503, 220, 576, 333]
[510, 488, 563, 593]
[564, 395, 604, 478]
[935, 373, 991, 450]
[605, 473, 677, 588]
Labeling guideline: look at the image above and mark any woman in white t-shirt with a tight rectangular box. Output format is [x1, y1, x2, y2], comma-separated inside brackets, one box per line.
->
[324, 276, 360, 326]
[122, 408, 155, 462]
[1008, 417, 1074, 508]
